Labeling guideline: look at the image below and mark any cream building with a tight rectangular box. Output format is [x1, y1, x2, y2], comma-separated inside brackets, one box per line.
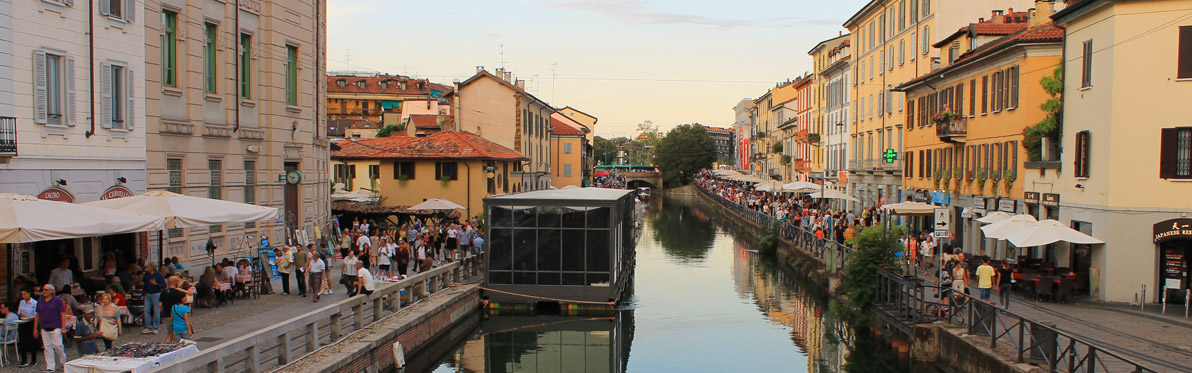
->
[811, 35, 852, 204]
[454, 67, 553, 192]
[732, 98, 754, 171]
[144, 0, 330, 266]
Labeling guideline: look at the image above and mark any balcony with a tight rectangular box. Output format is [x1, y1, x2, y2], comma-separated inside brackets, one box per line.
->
[934, 115, 967, 143]
[0, 117, 15, 155]
[794, 160, 811, 172]
[793, 129, 809, 142]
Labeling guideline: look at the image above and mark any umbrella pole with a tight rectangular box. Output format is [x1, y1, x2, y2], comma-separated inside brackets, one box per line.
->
[158, 229, 164, 268]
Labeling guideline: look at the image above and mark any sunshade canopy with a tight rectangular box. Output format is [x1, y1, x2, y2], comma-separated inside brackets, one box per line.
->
[0, 193, 165, 243]
[1005, 219, 1105, 247]
[776, 181, 821, 193]
[980, 214, 1038, 239]
[976, 211, 1012, 224]
[408, 198, 466, 211]
[753, 180, 785, 191]
[83, 191, 278, 229]
[808, 189, 860, 202]
[880, 201, 936, 215]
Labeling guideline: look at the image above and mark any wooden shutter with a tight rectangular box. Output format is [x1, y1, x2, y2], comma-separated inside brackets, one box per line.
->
[969, 79, 976, 115]
[1082, 41, 1093, 87]
[957, 83, 964, 116]
[918, 150, 924, 178]
[33, 50, 48, 124]
[907, 98, 915, 128]
[1160, 128, 1177, 178]
[1180, 27, 1192, 79]
[981, 75, 988, 113]
[906, 151, 913, 178]
[1074, 131, 1089, 178]
[65, 55, 76, 126]
[126, 67, 134, 130]
[100, 63, 112, 129]
[1010, 66, 1020, 108]
[100, 0, 110, 15]
[124, 0, 135, 22]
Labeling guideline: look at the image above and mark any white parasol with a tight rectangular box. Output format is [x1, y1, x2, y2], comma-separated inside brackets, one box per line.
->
[979, 214, 1038, 240]
[976, 211, 1012, 224]
[1005, 219, 1105, 247]
[0, 193, 165, 243]
[880, 201, 936, 215]
[84, 191, 278, 228]
[408, 198, 466, 211]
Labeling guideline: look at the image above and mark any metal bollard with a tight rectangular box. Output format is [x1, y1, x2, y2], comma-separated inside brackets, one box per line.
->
[1162, 287, 1167, 314]
[1186, 290, 1191, 319]
[1141, 284, 1146, 311]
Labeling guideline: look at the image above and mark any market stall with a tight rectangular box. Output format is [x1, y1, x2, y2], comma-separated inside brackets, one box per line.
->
[64, 342, 199, 373]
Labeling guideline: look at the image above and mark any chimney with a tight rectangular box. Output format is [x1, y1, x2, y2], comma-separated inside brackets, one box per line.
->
[516, 80, 525, 89]
[991, 9, 1005, 23]
[1035, 0, 1056, 22]
[978, 17, 985, 23]
[476, 66, 485, 73]
[504, 72, 513, 81]
[494, 67, 505, 78]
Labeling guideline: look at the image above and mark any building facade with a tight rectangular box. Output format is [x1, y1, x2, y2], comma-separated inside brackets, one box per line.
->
[812, 36, 853, 201]
[558, 106, 598, 144]
[791, 75, 815, 182]
[732, 98, 754, 170]
[455, 68, 553, 192]
[705, 126, 735, 166]
[810, 34, 851, 186]
[550, 113, 590, 188]
[144, 0, 330, 266]
[326, 73, 451, 122]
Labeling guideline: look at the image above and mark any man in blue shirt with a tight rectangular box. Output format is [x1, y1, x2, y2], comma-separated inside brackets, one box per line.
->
[73, 305, 101, 355]
[0, 303, 17, 342]
[142, 265, 166, 334]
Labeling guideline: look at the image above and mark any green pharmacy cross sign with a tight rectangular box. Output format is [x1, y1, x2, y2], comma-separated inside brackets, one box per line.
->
[882, 148, 897, 163]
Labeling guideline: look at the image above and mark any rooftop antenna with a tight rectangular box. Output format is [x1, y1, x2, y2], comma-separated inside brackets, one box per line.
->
[499, 43, 505, 69]
[550, 62, 559, 103]
[345, 49, 350, 69]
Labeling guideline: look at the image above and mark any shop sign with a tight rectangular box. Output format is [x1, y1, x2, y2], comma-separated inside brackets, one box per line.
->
[1154, 218, 1192, 243]
[37, 187, 75, 203]
[984, 197, 998, 211]
[973, 198, 984, 210]
[1024, 192, 1040, 203]
[100, 185, 135, 200]
[998, 199, 1017, 213]
[932, 191, 950, 205]
[838, 171, 848, 185]
[1042, 193, 1060, 207]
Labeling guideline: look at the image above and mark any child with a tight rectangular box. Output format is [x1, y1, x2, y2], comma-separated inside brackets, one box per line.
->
[172, 295, 194, 341]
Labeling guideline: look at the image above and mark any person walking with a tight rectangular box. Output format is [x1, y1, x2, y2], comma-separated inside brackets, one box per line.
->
[308, 248, 326, 303]
[160, 276, 185, 342]
[96, 293, 121, 350]
[471, 231, 484, 256]
[17, 288, 39, 367]
[277, 246, 293, 295]
[171, 295, 194, 341]
[998, 260, 1014, 309]
[33, 284, 67, 371]
[378, 238, 393, 278]
[142, 265, 166, 334]
[341, 250, 359, 296]
[395, 240, 411, 277]
[975, 258, 997, 302]
[355, 261, 375, 297]
[293, 245, 308, 298]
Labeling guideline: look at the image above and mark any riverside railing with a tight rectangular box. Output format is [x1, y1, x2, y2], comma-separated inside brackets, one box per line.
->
[695, 182, 853, 273]
[156, 253, 485, 373]
[874, 269, 1158, 373]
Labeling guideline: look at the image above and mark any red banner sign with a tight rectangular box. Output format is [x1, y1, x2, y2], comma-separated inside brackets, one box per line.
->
[100, 185, 134, 200]
[37, 187, 75, 203]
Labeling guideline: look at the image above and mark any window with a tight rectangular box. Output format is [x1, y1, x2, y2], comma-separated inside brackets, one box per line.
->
[564, 142, 573, 154]
[899, 39, 905, 66]
[435, 161, 458, 181]
[1180, 27, 1192, 79]
[244, 160, 256, 204]
[906, 98, 915, 128]
[981, 75, 989, 113]
[110, 65, 124, 128]
[394, 161, 415, 180]
[102, 0, 134, 22]
[905, 151, 913, 178]
[1161, 128, 1192, 178]
[167, 158, 183, 194]
[956, 82, 964, 116]
[101, 63, 133, 130]
[240, 33, 252, 99]
[993, 71, 1003, 111]
[563, 163, 573, 177]
[204, 23, 218, 94]
[1081, 40, 1093, 88]
[922, 0, 930, 16]
[1009, 66, 1020, 108]
[334, 163, 356, 188]
[1075, 131, 1091, 178]
[969, 79, 977, 115]
[285, 45, 298, 105]
[899, 1, 906, 30]
[925, 149, 933, 178]
[208, 159, 223, 199]
[162, 10, 177, 88]
[34, 51, 75, 126]
[922, 26, 930, 54]
[368, 164, 380, 180]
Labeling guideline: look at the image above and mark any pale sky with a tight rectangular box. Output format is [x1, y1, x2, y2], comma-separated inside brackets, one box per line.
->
[328, 0, 865, 138]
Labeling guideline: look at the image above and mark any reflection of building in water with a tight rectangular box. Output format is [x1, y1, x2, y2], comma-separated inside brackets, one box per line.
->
[447, 314, 634, 373]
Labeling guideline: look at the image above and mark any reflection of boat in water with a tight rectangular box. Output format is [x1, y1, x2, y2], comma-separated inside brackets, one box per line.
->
[636, 187, 651, 202]
[484, 188, 641, 306]
[440, 312, 635, 373]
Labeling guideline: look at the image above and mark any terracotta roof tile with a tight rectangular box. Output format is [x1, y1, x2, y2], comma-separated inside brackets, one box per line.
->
[332, 130, 526, 161]
[327, 74, 452, 97]
[550, 117, 585, 136]
[899, 23, 1063, 91]
[409, 114, 451, 129]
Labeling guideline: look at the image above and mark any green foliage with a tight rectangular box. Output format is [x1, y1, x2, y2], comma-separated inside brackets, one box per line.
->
[439, 174, 450, 187]
[655, 124, 716, 186]
[836, 225, 904, 326]
[808, 133, 821, 143]
[781, 155, 792, 165]
[593, 136, 618, 165]
[771, 142, 783, 154]
[375, 123, 405, 138]
[977, 167, 987, 189]
[1023, 66, 1063, 161]
[757, 224, 780, 256]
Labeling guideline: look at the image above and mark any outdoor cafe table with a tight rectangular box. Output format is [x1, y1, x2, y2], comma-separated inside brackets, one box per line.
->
[64, 343, 198, 373]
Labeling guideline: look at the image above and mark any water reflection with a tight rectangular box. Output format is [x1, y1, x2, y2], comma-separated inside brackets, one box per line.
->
[427, 195, 914, 373]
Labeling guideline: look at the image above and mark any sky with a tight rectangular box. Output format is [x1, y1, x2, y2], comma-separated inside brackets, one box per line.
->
[327, 0, 867, 138]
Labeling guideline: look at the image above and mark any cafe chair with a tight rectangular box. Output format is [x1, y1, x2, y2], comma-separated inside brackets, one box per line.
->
[1036, 277, 1056, 302]
[1057, 278, 1075, 304]
[0, 323, 16, 367]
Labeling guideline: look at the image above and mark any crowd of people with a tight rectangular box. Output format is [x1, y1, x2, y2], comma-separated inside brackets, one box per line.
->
[594, 174, 627, 188]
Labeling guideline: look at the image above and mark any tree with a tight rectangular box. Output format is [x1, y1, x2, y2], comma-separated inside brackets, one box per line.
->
[835, 225, 903, 325]
[655, 124, 715, 186]
[593, 136, 618, 165]
[375, 123, 405, 137]
[1023, 66, 1063, 161]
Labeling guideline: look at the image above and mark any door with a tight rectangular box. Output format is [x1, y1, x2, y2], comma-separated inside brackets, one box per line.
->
[285, 162, 299, 228]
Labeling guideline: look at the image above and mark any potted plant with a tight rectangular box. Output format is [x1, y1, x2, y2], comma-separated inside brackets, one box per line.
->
[932, 172, 941, 189]
[439, 174, 451, 188]
[990, 169, 1003, 192]
[398, 173, 409, 186]
[808, 133, 821, 143]
[1004, 168, 1016, 193]
[976, 167, 987, 189]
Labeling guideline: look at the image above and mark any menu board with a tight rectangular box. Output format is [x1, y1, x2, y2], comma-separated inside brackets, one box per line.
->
[1163, 248, 1185, 289]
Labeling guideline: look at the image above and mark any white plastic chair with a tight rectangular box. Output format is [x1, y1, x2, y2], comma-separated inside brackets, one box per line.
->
[0, 323, 17, 367]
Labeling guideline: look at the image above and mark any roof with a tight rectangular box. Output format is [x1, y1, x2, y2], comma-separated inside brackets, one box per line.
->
[934, 11, 1032, 49]
[843, 0, 885, 28]
[458, 70, 556, 112]
[485, 187, 633, 202]
[327, 74, 452, 97]
[896, 23, 1064, 91]
[550, 116, 587, 136]
[808, 33, 850, 55]
[328, 118, 382, 137]
[331, 130, 527, 161]
[1051, 0, 1108, 23]
[558, 106, 598, 122]
[409, 114, 451, 129]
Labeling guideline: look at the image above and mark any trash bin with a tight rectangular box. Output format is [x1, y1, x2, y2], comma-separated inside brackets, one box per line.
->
[1029, 321, 1058, 366]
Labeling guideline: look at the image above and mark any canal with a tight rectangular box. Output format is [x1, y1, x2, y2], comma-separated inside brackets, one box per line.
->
[421, 194, 920, 372]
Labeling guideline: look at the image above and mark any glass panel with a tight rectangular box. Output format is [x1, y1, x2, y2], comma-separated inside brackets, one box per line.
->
[489, 228, 512, 271]
[586, 230, 610, 272]
[514, 206, 536, 227]
[514, 272, 535, 285]
[489, 272, 512, 285]
[586, 207, 610, 228]
[537, 272, 560, 286]
[561, 230, 585, 272]
[513, 229, 535, 271]
[561, 273, 585, 286]
[561, 207, 586, 228]
[587, 273, 610, 287]
[491, 206, 512, 227]
[537, 229, 561, 271]
[537, 206, 562, 227]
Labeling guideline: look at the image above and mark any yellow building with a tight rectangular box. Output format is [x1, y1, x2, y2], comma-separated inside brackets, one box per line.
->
[896, 11, 1062, 253]
[331, 130, 525, 218]
[843, 0, 1037, 208]
[753, 82, 798, 180]
[549, 113, 591, 188]
[558, 107, 599, 144]
[455, 68, 554, 192]
[327, 74, 452, 122]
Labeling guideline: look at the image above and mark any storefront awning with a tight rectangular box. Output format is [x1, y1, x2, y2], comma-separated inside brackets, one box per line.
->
[84, 191, 278, 229]
[0, 193, 165, 243]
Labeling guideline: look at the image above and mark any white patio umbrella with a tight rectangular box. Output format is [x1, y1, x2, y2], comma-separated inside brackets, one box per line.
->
[808, 189, 860, 202]
[0, 193, 165, 244]
[85, 191, 279, 228]
[408, 198, 465, 211]
[980, 214, 1038, 239]
[754, 180, 785, 191]
[880, 201, 936, 215]
[976, 211, 1012, 224]
[776, 181, 821, 193]
[1005, 219, 1105, 247]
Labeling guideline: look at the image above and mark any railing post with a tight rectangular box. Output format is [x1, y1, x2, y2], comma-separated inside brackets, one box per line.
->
[246, 344, 260, 373]
[208, 358, 223, 373]
[1016, 322, 1025, 363]
[306, 322, 319, 353]
[353, 303, 364, 331]
[374, 297, 384, 320]
[278, 332, 292, 365]
[330, 313, 342, 340]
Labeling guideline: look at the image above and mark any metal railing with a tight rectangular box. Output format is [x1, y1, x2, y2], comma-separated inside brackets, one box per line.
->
[695, 183, 853, 273]
[936, 117, 967, 138]
[156, 253, 485, 373]
[0, 116, 16, 155]
[874, 269, 1157, 373]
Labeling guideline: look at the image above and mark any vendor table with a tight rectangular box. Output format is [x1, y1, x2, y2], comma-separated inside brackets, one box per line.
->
[64, 343, 198, 373]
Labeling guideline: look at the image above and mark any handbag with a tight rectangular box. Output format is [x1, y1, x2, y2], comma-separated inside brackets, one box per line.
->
[99, 316, 119, 340]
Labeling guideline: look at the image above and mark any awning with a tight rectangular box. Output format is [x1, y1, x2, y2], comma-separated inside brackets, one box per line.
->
[380, 100, 402, 110]
[84, 191, 278, 229]
[980, 214, 1038, 240]
[809, 189, 860, 202]
[0, 193, 165, 243]
[880, 201, 936, 215]
[1005, 219, 1105, 247]
[976, 211, 1012, 224]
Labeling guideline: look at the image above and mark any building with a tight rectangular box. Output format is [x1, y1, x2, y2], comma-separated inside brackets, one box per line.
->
[144, 0, 330, 266]
[811, 35, 853, 202]
[455, 67, 554, 192]
[843, 0, 1036, 209]
[331, 130, 526, 218]
[557, 106, 598, 144]
[809, 34, 851, 187]
[896, 9, 1062, 255]
[732, 99, 755, 170]
[2, 0, 149, 284]
[326, 73, 451, 122]
[754, 82, 798, 179]
[791, 75, 816, 181]
[704, 126, 735, 166]
[1024, 0, 1192, 303]
[550, 113, 591, 188]
[328, 118, 382, 140]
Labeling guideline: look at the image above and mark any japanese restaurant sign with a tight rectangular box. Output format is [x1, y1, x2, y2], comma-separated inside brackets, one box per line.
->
[1042, 193, 1060, 207]
[1154, 218, 1192, 243]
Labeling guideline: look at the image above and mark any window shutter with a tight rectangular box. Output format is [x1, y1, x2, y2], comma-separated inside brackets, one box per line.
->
[66, 55, 76, 126]
[969, 79, 976, 115]
[126, 67, 135, 130]
[100, 0, 110, 16]
[33, 50, 48, 124]
[124, 0, 135, 23]
[956, 83, 964, 116]
[1160, 128, 1177, 178]
[434, 162, 442, 181]
[101, 63, 112, 129]
[1180, 27, 1192, 79]
[1011, 66, 1020, 108]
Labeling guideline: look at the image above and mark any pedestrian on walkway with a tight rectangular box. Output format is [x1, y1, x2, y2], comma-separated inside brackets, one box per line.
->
[294, 245, 308, 297]
[308, 248, 326, 303]
[341, 250, 359, 296]
[395, 240, 411, 277]
[976, 258, 996, 302]
[471, 231, 484, 256]
[278, 246, 293, 295]
[17, 288, 39, 367]
[33, 284, 67, 371]
[72, 305, 101, 355]
[172, 295, 194, 341]
[378, 237, 394, 278]
[355, 261, 375, 297]
[998, 260, 1014, 309]
[160, 276, 186, 342]
[142, 265, 166, 334]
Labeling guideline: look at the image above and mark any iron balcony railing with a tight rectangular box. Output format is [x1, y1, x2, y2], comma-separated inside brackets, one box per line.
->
[0, 116, 15, 155]
[936, 116, 967, 139]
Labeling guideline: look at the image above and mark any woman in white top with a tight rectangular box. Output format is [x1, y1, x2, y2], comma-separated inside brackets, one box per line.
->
[341, 251, 358, 296]
[378, 238, 394, 278]
[415, 240, 427, 273]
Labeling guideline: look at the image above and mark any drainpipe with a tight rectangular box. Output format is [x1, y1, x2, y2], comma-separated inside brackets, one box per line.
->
[462, 161, 471, 217]
[85, 0, 95, 138]
[233, 4, 240, 133]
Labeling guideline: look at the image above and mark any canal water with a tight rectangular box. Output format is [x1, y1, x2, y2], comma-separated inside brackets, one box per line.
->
[421, 194, 920, 372]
